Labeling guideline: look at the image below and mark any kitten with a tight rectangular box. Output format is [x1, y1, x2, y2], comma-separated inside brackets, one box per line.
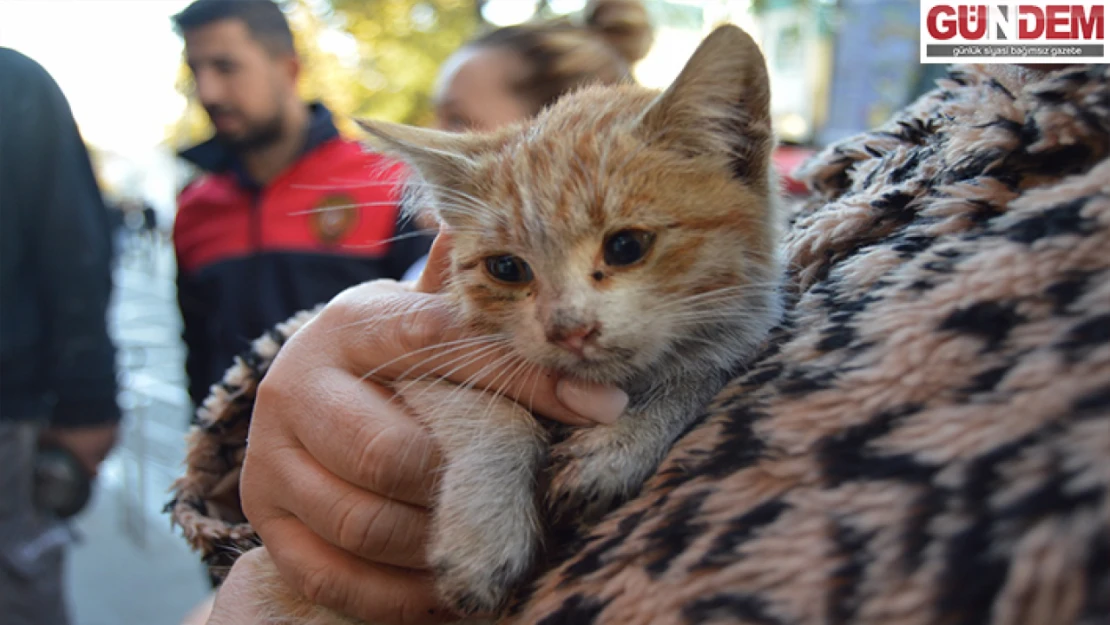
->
[255, 24, 782, 624]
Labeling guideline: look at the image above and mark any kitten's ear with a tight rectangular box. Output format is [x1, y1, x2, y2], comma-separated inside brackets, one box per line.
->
[356, 119, 484, 189]
[356, 119, 492, 227]
[637, 24, 773, 186]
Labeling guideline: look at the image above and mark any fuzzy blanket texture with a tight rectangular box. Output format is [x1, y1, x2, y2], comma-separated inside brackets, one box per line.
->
[169, 63, 1110, 624]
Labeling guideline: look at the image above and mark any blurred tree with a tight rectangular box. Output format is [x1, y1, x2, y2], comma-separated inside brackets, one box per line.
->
[165, 0, 479, 150]
[329, 0, 478, 127]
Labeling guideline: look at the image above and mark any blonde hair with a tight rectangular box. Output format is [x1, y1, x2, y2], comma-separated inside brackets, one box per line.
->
[469, 0, 654, 114]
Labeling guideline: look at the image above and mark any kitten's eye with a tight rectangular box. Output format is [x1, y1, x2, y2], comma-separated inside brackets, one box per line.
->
[484, 254, 534, 284]
[603, 230, 655, 267]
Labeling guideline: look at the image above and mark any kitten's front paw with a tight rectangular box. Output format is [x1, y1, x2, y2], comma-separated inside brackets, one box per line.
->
[546, 428, 656, 523]
[429, 498, 539, 616]
[432, 543, 534, 616]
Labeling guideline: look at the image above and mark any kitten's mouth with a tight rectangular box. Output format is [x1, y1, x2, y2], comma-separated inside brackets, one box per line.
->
[546, 345, 638, 380]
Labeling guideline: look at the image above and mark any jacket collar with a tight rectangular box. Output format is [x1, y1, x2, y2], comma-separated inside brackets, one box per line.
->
[178, 101, 340, 189]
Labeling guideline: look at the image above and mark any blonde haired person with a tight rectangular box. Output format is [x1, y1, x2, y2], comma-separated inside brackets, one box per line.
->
[433, 0, 652, 133]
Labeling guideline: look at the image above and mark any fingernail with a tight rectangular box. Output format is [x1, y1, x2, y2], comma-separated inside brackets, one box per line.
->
[555, 380, 628, 425]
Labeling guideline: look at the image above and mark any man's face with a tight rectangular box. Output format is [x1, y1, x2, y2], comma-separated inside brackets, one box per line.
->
[184, 20, 292, 150]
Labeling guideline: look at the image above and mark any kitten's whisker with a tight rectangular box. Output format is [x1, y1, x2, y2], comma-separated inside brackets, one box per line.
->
[650, 284, 781, 314]
[422, 350, 523, 416]
[482, 360, 544, 471]
[322, 300, 456, 334]
[664, 315, 777, 330]
[525, 363, 543, 418]
[384, 348, 516, 480]
[288, 181, 404, 191]
[467, 352, 541, 455]
[443, 350, 522, 400]
[475, 354, 533, 428]
[433, 197, 490, 220]
[383, 345, 514, 417]
[338, 229, 442, 250]
[405, 182, 489, 214]
[651, 311, 780, 330]
[430, 359, 519, 467]
[656, 280, 783, 299]
[419, 186, 484, 207]
[360, 334, 507, 383]
[392, 341, 514, 404]
[651, 297, 769, 317]
[287, 200, 398, 216]
[434, 186, 485, 208]
[390, 339, 510, 394]
[372, 348, 505, 410]
[660, 307, 779, 322]
[655, 302, 780, 321]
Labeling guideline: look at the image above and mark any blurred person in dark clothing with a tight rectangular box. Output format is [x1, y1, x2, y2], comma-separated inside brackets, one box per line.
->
[171, 0, 431, 416]
[0, 47, 122, 625]
[140, 200, 159, 244]
[142, 202, 158, 232]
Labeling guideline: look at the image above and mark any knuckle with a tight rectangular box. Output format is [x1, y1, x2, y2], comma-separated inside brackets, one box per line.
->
[298, 563, 341, 608]
[254, 372, 284, 410]
[327, 280, 403, 326]
[396, 307, 447, 358]
[318, 292, 360, 328]
[348, 422, 396, 492]
[239, 485, 275, 536]
[333, 492, 387, 558]
[238, 456, 264, 522]
[238, 443, 287, 531]
[255, 355, 302, 415]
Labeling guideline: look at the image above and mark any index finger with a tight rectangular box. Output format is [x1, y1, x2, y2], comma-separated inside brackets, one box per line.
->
[253, 329, 442, 507]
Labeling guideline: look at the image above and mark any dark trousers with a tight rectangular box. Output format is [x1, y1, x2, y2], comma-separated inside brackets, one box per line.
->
[0, 421, 72, 625]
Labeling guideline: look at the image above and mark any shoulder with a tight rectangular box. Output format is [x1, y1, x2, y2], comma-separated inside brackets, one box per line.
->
[176, 176, 211, 209]
[176, 172, 235, 205]
[0, 48, 69, 113]
[0, 47, 54, 87]
[174, 174, 239, 233]
[0, 48, 75, 141]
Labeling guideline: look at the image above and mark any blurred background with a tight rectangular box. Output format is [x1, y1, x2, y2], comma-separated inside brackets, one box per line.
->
[0, 1, 942, 623]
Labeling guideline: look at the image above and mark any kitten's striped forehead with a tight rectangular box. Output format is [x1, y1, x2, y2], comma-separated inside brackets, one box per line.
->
[467, 94, 652, 252]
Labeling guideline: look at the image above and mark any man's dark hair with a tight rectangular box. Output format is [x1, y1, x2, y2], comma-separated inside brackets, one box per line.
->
[172, 0, 295, 56]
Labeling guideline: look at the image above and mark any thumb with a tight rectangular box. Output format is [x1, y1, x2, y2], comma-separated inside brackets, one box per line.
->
[415, 229, 453, 294]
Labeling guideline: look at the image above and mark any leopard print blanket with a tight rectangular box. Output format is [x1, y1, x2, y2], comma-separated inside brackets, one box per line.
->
[168, 63, 1110, 624]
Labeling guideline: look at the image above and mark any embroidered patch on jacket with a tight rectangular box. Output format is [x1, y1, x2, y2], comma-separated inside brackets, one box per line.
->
[309, 193, 359, 246]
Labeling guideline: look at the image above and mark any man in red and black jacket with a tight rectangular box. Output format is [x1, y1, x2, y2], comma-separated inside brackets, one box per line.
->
[172, 0, 431, 414]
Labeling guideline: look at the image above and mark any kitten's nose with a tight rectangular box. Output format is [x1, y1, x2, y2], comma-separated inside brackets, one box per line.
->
[547, 323, 601, 356]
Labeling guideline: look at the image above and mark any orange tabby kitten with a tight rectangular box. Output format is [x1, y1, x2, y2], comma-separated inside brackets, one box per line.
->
[253, 24, 781, 624]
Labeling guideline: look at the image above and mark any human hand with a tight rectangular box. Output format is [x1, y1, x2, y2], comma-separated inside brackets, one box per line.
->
[202, 548, 271, 625]
[241, 233, 629, 624]
[39, 421, 120, 477]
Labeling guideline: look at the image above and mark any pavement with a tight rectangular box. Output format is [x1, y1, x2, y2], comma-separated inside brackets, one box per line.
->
[65, 234, 210, 625]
